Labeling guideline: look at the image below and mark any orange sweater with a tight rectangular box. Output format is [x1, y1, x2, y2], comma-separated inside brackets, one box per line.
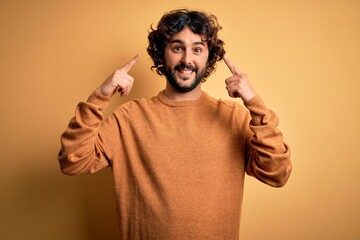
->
[58, 90, 291, 239]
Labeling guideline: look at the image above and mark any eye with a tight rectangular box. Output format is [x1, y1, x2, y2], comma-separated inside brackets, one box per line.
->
[193, 47, 203, 54]
[172, 46, 184, 52]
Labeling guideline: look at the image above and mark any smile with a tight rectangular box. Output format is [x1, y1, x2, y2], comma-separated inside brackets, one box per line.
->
[178, 69, 193, 75]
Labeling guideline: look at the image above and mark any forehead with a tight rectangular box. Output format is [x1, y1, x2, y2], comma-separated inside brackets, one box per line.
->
[169, 26, 207, 46]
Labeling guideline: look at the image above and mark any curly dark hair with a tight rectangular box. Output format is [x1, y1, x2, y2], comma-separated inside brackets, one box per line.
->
[147, 9, 225, 82]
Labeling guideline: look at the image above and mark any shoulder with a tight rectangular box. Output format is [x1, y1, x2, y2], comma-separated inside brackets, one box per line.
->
[202, 92, 251, 128]
[203, 92, 247, 112]
[113, 95, 160, 116]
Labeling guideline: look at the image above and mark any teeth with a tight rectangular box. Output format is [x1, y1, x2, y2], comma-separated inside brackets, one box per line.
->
[180, 70, 192, 75]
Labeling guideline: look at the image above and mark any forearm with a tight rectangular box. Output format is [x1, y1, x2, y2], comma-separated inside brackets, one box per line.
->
[244, 95, 292, 187]
[57, 90, 111, 175]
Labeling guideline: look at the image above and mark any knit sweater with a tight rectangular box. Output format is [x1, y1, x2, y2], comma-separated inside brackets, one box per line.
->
[58, 89, 291, 240]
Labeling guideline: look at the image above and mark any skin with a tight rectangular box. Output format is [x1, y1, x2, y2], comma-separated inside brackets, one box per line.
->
[97, 26, 256, 103]
[223, 55, 256, 102]
[162, 26, 208, 101]
[97, 54, 140, 97]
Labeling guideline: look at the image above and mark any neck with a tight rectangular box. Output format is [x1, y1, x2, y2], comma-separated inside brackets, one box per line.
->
[164, 83, 203, 101]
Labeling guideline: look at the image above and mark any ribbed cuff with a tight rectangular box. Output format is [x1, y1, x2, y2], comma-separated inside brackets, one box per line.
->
[244, 95, 272, 126]
[86, 89, 111, 106]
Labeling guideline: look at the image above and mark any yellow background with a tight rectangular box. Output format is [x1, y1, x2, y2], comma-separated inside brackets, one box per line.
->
[1, 0, 359, 239]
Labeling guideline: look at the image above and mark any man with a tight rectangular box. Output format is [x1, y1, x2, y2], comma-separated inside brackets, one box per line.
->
[58, 9, 291, 239]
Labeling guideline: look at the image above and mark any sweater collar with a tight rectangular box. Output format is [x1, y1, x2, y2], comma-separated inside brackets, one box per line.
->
[158, 90, 207, 107]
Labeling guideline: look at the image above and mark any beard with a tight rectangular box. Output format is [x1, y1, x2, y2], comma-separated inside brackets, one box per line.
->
[164, 63, 207, 93]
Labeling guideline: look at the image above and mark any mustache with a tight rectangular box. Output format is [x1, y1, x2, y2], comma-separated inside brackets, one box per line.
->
[174, 63, 197, 72]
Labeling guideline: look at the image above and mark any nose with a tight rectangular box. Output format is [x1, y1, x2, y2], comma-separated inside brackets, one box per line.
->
[181, 49, 193, 66]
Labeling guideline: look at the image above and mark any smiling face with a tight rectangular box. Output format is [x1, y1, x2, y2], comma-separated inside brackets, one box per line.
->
[163, 26, 209, 93]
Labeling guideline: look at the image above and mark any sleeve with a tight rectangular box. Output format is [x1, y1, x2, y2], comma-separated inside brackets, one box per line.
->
[243, 95, 292, 187]
[57, 89, 115, 175]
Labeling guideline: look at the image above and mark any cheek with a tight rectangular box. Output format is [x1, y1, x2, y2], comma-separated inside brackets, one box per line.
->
[197, 54, 209, 69]
[164, 52, 179, 67]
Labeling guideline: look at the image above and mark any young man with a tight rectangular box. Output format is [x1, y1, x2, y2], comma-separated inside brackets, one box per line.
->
[58, 9, 292, 239]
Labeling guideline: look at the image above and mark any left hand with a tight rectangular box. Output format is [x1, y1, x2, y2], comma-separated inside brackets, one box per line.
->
[224, 55, 256, 102]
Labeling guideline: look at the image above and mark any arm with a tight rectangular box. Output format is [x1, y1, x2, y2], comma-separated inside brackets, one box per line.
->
[224, 56, 291, 187]
[57, 54, 140, 175]
[244, 96, 292, 187]
[58, 90, 112, 175]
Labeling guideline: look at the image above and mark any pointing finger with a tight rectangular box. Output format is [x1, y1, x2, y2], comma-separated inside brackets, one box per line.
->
[122, 54, 140, 72]
[223, 55, 235, 75]
[224, 55, 242, 76]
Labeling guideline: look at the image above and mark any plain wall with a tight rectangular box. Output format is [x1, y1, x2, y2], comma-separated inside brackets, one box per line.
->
[1, 0, 359, 239]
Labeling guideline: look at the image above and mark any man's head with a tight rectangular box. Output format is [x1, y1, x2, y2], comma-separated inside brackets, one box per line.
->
[147, 9, 225, 92]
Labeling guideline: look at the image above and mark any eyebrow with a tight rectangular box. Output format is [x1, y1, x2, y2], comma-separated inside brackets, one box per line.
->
[169, 39, 205, 46]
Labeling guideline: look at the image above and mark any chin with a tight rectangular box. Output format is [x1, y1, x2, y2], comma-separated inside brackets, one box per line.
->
[165, 66, 205, 93]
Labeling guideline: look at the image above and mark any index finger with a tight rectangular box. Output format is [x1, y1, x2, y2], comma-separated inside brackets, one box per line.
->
[223, 55, 242, 76]
[122, 54, 140, 72]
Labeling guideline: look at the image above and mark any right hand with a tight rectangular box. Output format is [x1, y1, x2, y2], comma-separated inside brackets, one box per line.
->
[97, 54, 140, 97]
[223, 55, 256, 102]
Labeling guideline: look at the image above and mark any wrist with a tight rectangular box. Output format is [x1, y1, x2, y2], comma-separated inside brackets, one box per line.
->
[241, 90, 256, 103]
[87, 89, 111, 107]
[97, 85, 115, 97]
